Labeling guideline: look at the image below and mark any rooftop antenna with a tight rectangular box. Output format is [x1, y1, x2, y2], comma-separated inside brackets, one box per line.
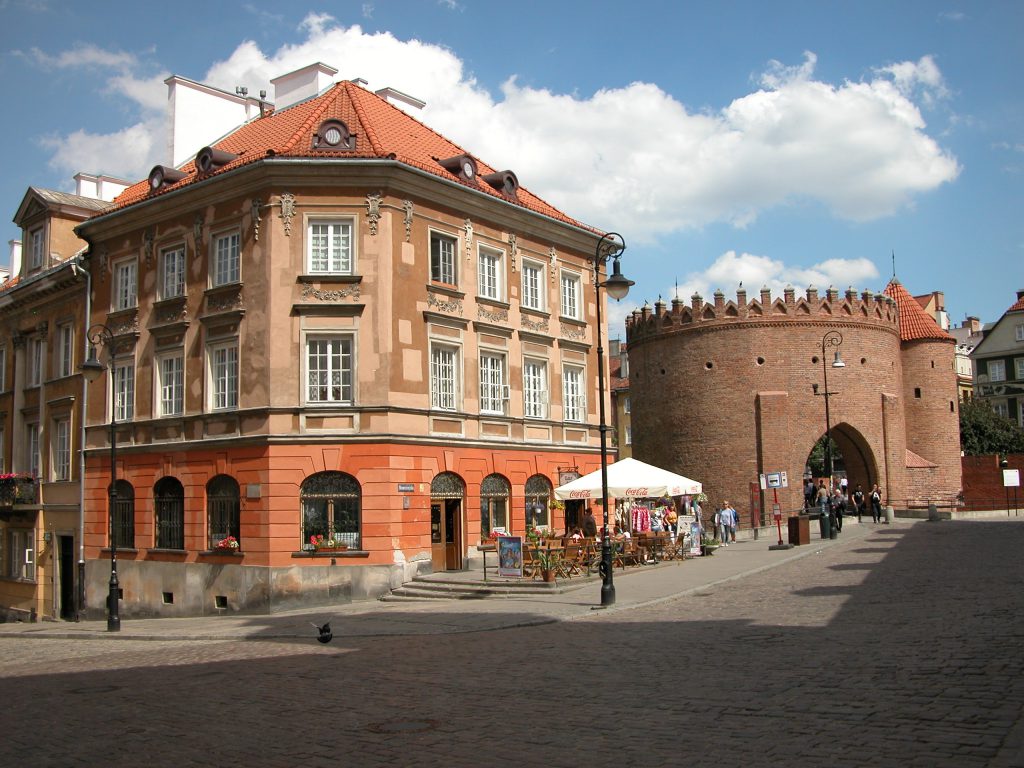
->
[235, 86, 248, 97]
[891, 249, 896, 280]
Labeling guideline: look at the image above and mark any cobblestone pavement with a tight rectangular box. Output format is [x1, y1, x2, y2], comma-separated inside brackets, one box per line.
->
[3, 519, 1022, 767]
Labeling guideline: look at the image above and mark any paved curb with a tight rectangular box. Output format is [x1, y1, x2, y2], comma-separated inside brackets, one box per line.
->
[0, 522, 880, 642]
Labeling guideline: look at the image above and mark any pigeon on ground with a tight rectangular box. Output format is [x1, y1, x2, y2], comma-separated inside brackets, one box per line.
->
[311, 621, 332, 643]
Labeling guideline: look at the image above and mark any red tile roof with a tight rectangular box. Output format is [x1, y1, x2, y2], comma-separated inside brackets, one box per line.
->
[883, 279, 954, 342]
[1007, 295, 1024, 313]
[905, 449, 938, 469]
[109, 80, 594, 231]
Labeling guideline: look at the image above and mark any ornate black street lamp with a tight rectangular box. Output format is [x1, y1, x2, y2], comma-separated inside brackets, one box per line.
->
[817, 330, 845, 488]
[81, 324, 120, 632]
[592, 232, 633, 607]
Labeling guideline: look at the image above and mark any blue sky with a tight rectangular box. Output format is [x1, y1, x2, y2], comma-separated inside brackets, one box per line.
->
[1, 0, 1021, 332]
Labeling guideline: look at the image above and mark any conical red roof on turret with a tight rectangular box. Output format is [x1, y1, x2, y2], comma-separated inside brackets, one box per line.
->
[883, 279, 954, 342]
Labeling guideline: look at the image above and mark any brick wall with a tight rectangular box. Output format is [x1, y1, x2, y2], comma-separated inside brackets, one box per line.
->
[627, 287, 963, 521]
[962, 453, 1024, 509]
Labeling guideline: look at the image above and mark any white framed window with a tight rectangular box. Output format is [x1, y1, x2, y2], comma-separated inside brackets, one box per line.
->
[157, 351, 184, 417]
[212, 231, 240, 287]
[209, 342, 239, 410]
[1015, 358, 1024, 381]
[562, 365, 586, 422]
[114, 362, 135, 422]
[160, 246, 186, 299]
[1016, 323, 1024, 342]
[522, 261, 544, 311]
[477, 245, 503, 301]
[28, 338, 43, 386]
[306, 336, 354, 404]
[523, 358, 548, 419]
[26, 423, 39, 478]
[992, 400, 1009, 419]
[113, 259, 137, 311]
[57, 323, 74, 378]
[988, 360, 1006, 382]
[6, 529, 35, 581]
[308, 220, 353, 275]
[430, 344, 459, 411]
[52, 417, 71, 481]
[560, 271, 582, 320]
[625, 426, 632, 445]
[430, 231, 457, 286]
[479, 352, 508, 415]
[29, 228, 44, 269]
[624, 395, 631, 414]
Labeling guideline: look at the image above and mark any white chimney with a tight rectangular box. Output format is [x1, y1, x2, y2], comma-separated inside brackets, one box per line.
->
[165, 75, 258, 168]
[374, 86, 425, 111]
[6, 239, 22, 281]
[74, 172, 130, 202]
[270, 63, 338, 111]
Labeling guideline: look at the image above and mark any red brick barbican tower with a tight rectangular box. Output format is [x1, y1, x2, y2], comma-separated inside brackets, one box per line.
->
[625, 282, 961, 521]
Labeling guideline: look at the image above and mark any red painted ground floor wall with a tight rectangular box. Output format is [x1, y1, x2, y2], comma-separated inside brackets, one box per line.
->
[83, 441, 603, 570]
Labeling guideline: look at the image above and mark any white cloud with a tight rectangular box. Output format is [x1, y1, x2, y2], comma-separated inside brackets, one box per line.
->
[39, 121, 160, 180]
[21, 43, 137, 70]
[32, 23, 959, 237]
[875, 55, 950, 107]
[605, 251, 882, 337]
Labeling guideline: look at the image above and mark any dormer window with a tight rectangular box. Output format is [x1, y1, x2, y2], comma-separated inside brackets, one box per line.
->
[312, 119, 356, 151]
[195, 146, 239, 175]
[437, 154, 477, 182]
[148, 165, 188, 192]
[482, 170, 519, 199]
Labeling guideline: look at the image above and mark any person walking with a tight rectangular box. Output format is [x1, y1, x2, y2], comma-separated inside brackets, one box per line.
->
[870, 484, 883, 523]
[722, 501, 737, 544]
[832, 488, 845, 533]
[853, 484, 865, 523]
[582, 508, 598, 538]
[804, 478, 815, 511]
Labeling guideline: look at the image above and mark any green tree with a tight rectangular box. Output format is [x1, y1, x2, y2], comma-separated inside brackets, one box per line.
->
[806, 435, 841, 477]
[959, 398, 1024, 455]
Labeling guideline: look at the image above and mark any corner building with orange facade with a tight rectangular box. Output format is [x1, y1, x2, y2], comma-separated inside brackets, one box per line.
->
[77, 66, 613, 617]
[626, 281, 961, 521]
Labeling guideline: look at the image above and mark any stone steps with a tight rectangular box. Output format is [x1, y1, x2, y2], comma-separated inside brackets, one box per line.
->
[379, 574, 587, 602]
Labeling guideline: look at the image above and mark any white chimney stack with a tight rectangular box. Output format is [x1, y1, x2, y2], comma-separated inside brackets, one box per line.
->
[165, 76, 261, 168]
[270, 63, 338, 111]
[74, 172, 130, 202]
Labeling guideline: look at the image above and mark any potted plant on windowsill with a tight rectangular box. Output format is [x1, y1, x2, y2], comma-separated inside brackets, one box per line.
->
[213, 535, 240, 553]
[310, 534, 348, 552]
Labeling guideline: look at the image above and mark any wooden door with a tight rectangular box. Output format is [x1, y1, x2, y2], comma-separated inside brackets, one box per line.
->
[444, 499, 463, 570]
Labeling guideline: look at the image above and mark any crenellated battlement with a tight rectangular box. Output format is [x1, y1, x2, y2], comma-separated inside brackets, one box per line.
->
[625, 284, 899, 342]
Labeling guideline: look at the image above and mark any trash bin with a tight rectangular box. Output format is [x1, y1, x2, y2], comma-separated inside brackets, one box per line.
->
[788, 516, 810, 546]
[819, 503, 831, 540]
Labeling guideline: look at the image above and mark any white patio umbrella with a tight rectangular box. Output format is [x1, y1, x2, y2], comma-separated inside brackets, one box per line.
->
[554, 457, 702, 500]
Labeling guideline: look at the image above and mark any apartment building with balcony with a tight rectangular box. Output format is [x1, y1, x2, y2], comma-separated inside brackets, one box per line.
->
[0, 182, 123, 621]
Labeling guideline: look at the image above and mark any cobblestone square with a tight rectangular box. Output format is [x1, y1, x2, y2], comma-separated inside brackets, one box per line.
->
[2, 520, 1022, 767]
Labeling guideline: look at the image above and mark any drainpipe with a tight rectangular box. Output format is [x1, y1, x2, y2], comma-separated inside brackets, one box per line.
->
[70, 252, 91, 620]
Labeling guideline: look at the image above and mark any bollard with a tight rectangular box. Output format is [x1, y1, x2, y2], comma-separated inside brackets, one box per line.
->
[928, 504, 940, 522]
[884, 506, 894, 524]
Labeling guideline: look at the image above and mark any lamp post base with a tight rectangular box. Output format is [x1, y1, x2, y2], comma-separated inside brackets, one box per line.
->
[107, 572, 121, 632]
[600, 543, 616, 606]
